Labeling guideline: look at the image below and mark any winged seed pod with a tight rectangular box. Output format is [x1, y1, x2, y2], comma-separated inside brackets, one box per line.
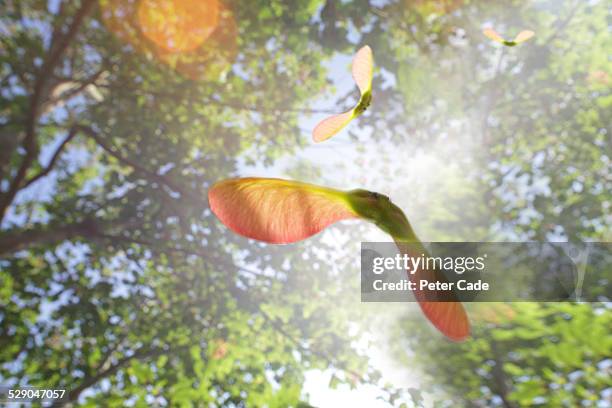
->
[483, 28, 534, 46]
[312, 45, 374, 142]
[208, 177, 470, 341]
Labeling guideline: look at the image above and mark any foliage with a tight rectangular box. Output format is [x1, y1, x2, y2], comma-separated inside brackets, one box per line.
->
[392, 303, 612, 407]
[0, 0, 609, 406]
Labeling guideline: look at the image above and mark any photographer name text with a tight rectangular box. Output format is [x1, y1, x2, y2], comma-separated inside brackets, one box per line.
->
[372, 279, 489, 291]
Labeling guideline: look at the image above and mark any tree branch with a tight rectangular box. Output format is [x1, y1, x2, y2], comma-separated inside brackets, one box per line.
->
[96, 233, 275, 280]
[97, 84, 337, 115]
[44, 1, 97, 84]
[0, 0, 97, 224]
[481, 48, 505, 145]
[0, 218, 118, 257]
[77, 125, 201, 201]
[95, 331, 130, 374]
[490, 338, 517, 408]
[206, 98, 337, 115]
[21, 126, 78, 189]
[41, 69, 106, 115]
[545, 1, 581, 44]
[258, 308, 367, 384]
[51, 347, 164, 407]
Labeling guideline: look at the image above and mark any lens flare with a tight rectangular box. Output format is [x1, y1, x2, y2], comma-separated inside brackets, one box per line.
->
[137, 0, 219, 53]
[156, 4, 238, 81]
[99, 0, 237, 81]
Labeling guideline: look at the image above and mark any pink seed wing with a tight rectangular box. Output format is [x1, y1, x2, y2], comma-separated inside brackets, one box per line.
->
[514, 30, 534, 44]
[483, 28, 504, 43]
[352, 45, 373, 94]
[395, 240, 470, 341]
[417, 300, 470, 341]
[312, 110, 355, 143]
[411, 274, 469, 341]
[208, 178, 358, 244]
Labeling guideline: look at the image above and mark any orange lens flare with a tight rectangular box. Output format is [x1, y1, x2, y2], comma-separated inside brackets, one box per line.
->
[100, 0, 236, 81]
[137, 0, 219, 53]
[155, 4, 238, 81]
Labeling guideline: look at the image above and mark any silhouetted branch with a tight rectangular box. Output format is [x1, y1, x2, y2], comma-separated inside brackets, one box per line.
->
[96, 233, 276, 280]
[0, 217, 129, 257]
[77, 125, 201, 202]
[206, 98, 337, 115]
[0, 0, 96, 224]
[259, 308, 367, 384]
[21, 126, 78, 189]
[41, 69, 106, 115]
[545, 1, 581, 44]
[490, 338, 517, 408]
[51, 347, 165, 407]
[97, 84, 337, 114]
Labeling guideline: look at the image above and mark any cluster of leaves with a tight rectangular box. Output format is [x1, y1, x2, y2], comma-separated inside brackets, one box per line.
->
[392, 303, 611, 407]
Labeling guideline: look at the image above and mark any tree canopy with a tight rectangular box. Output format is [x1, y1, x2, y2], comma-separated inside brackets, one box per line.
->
[1, 0, 609, 406]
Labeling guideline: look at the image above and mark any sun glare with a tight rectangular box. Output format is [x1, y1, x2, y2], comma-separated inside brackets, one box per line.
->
[137, 0, 219, 53]
[100, 0, 236, 80]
